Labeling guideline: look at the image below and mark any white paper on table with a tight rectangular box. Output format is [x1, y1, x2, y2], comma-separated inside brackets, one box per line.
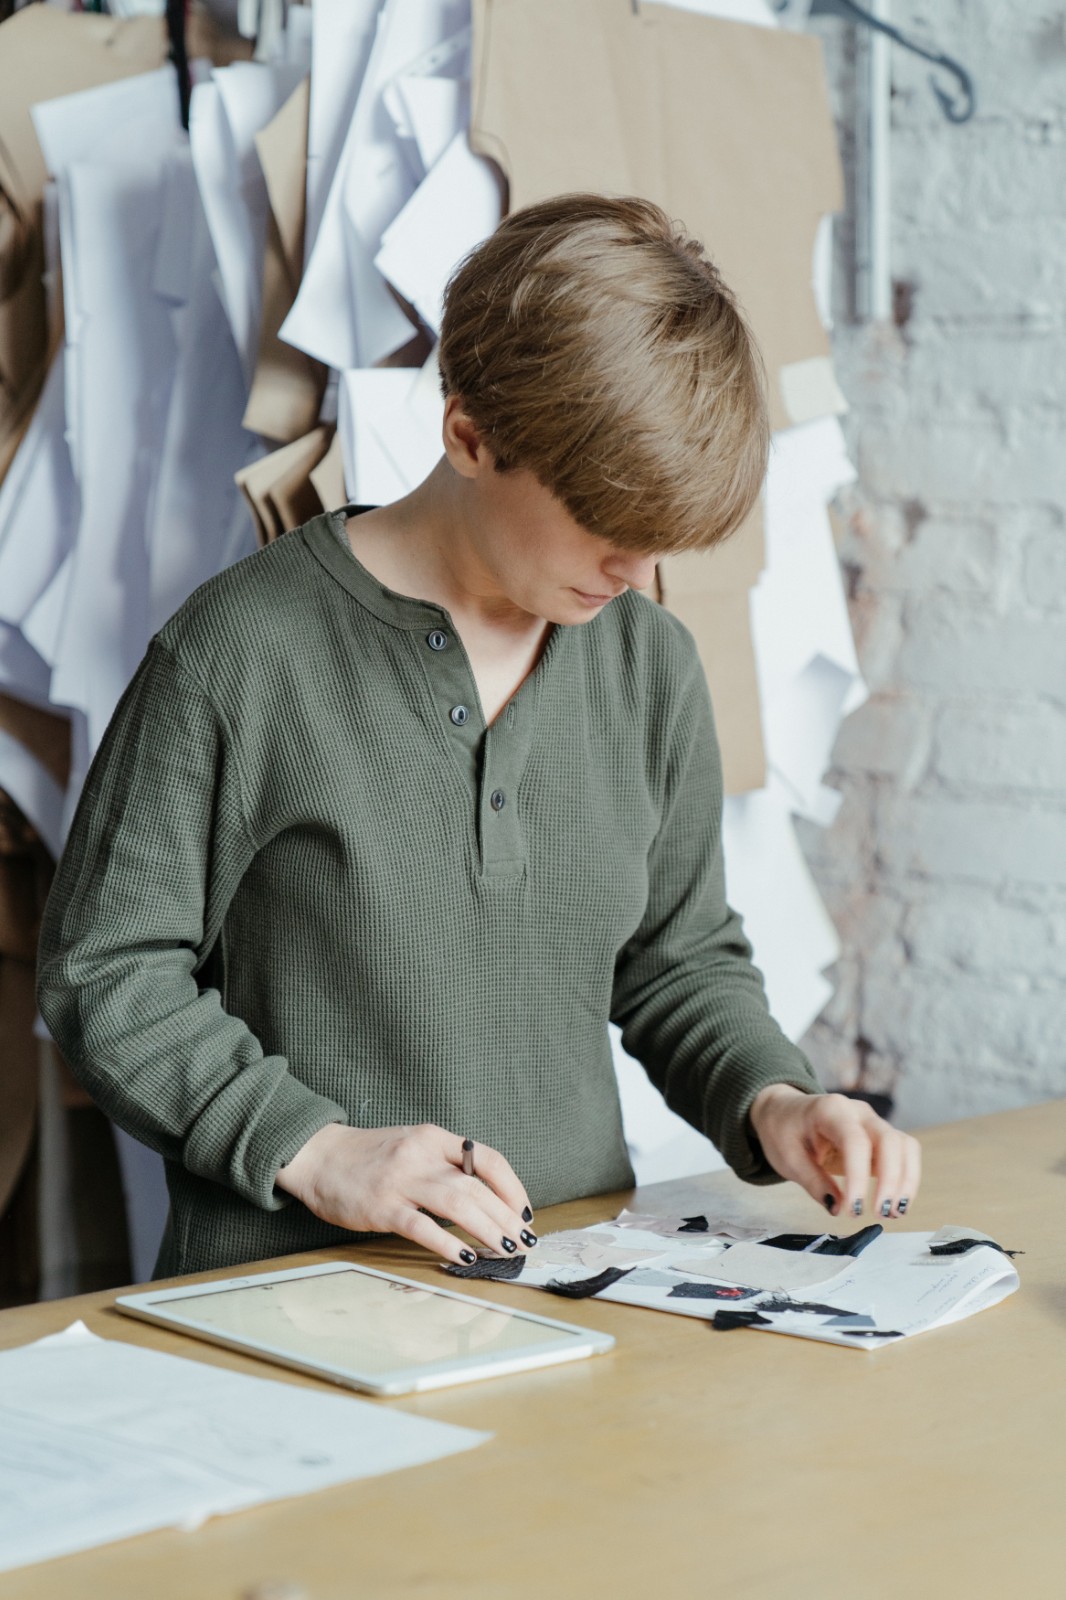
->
[338, 355, 444, 504]
[497, 1218, 1019, 1349]
[0, 1321, 488, 1575]
[375, 129, 503, 334]
[667, 1240, 853, 1293]
[614, 1209, 771, 1243]
[282, 1, 469, 371]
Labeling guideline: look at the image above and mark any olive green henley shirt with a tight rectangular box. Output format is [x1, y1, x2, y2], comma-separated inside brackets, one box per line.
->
[36, 505, 823, 1277]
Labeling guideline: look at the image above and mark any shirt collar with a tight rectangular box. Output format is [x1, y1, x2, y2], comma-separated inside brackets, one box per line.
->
[301, 503, 455, 632]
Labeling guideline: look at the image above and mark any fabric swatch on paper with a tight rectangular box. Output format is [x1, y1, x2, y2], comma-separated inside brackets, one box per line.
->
[445, 1254, 525, 1282]
[835, 1328, 904, 1340]
[710, 1310, 773, 1331]
[542, 1266, 633, 1299]
[668, 1281, 758, 1301]
[929, 1238, 1021, 1258]
[754, 1295, 852, 1317]
[815, 1224, 883, 1258]
[754, 1227, 886, 1259]
[534, 1231, 659, 1272]
[678, 1215, 710, 1233]
[761, 1232, 826, 1252]
[676, 1241, 851, 1293]
[625, 1269, 689, 1288]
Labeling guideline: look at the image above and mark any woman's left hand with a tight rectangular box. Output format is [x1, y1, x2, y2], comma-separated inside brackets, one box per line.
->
[747, 1085, 922, 1221]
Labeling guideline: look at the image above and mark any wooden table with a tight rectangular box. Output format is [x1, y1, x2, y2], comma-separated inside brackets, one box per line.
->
[2, 1099, 1063, 1600]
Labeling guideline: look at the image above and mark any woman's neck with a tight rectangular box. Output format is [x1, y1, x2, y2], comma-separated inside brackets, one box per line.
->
[345, 460, 549, 649]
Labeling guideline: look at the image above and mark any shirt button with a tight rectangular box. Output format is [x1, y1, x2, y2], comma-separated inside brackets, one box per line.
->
[427, 630, 448, 651]
[490, 788, 506, 811]
[450, 705, 469, 726]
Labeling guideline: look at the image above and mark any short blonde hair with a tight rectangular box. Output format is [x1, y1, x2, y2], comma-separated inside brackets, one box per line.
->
[438, 193, 769, 555]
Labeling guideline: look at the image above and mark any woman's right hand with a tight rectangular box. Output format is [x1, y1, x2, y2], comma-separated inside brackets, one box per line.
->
[275, 1122, 538, 1266]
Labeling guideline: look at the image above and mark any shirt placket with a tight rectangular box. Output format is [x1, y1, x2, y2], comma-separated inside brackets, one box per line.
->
[416, 620, 536, 880]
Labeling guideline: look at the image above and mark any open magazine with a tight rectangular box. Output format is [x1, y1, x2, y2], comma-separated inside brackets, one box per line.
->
[445, 1212, 1021, 1350]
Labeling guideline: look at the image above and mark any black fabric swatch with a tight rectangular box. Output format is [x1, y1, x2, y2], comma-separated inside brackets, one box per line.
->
[755, 1295, 852, 1317]
[836, 1327, 904, 1340]
[678, 1215, 710, 1233]
[668, 1281, 757, 1301]
[816, 1223, 883, 1258]
[445, 1253, 526, 1281]
[759, 1225, 883, 1258]
[542, 1266, 633, 1299]
[711, 1309, 773, 1331]
[928, 1237, 1021, 1258]
[762, 1232, 824, 1252]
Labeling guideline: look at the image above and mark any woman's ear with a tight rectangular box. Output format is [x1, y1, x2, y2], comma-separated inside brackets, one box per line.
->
[442, 394, 491, 478]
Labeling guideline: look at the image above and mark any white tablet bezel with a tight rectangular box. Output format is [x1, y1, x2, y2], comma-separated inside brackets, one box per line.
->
[115, 1260, 615, 1395]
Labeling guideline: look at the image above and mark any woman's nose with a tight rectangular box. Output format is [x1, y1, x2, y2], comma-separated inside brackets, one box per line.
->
[605, 553, 658, 592]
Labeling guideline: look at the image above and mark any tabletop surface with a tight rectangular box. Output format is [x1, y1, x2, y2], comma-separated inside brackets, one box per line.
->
[1, 1098, 1063, 1600]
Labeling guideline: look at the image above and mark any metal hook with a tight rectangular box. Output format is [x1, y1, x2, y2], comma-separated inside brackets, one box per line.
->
[814, 0, 976, 124]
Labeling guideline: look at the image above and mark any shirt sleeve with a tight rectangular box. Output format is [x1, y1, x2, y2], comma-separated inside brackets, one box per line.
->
[610, 649, 824, 1185]
[36, 639, 349, 1210]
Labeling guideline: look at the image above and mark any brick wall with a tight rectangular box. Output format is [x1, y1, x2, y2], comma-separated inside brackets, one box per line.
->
[797, 3, 1066, 1126]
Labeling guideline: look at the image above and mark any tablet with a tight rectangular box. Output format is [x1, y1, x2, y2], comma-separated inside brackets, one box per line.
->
[116, 1261, 615, 1396]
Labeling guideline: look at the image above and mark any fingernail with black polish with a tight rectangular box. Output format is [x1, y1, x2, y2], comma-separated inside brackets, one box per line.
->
[823, 1194, 836, 1213]
[881, 1200, 892, 1218]
[898, 1197, 909, 1214]
[852, 1199, 863, 1217]
[501, 1236, 517, 1254]
[520, 1230, 538, 1248]
[459, 1248, 476, 1264]
[522, 1206, 534, 1224]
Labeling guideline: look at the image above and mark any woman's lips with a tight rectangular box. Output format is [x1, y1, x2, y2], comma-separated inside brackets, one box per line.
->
[572, 588, 623, 606]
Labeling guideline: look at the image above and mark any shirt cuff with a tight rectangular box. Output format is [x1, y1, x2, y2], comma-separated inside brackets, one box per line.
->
[233, 1075, 350, 1212]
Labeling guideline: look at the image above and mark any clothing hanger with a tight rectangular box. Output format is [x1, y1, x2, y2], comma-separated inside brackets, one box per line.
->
[165, 0, 192, 132]
[809, 0, 976, 123]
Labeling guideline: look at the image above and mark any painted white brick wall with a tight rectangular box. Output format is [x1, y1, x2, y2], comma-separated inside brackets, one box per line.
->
[797, 4, 1066, 1127]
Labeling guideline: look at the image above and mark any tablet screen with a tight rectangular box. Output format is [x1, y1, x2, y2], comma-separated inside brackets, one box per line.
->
[155, 1267, 580, 1379]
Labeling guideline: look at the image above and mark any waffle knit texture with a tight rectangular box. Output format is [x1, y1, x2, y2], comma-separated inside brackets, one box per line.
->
[37, 507, 823, 1277]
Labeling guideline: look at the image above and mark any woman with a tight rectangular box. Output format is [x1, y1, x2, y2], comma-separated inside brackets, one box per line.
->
[36, 194, 921, 1279]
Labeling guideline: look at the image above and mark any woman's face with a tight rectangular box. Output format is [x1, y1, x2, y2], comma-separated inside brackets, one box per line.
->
[443, 399, 660, 627]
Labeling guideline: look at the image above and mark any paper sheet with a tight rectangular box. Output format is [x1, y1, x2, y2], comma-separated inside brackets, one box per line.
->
[375, 128, 503, 334]
[285, 1, 462, 370]
[0, 350, 78, 637]
[0, 1321, 488, 1574]
[244, 77, 328, 444]
[190, 61, 304, 384]
[304, 0, 382, 264]
[338, 355, 445, 504]
[486, 1215, 1020, 1349]
[721, 784, 841, 1042]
